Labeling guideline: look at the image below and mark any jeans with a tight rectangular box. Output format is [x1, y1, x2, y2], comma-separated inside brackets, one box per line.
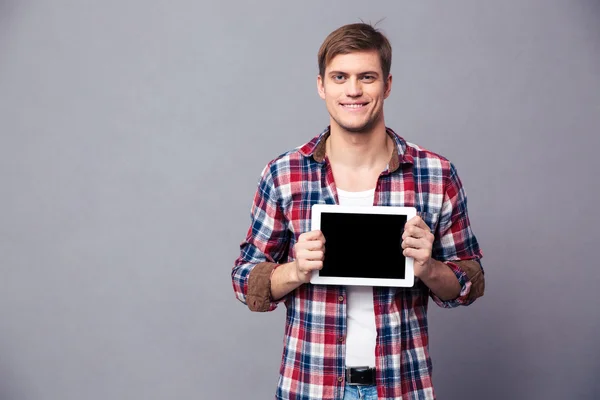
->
[343, 384, 378, 400]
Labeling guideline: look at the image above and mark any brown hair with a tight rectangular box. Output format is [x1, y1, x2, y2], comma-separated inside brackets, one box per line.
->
[318, 23, 392, 79]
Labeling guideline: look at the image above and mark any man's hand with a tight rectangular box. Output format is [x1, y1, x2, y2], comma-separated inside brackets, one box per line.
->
[293, 230, 326, 283]
[401, 216, 435, 279]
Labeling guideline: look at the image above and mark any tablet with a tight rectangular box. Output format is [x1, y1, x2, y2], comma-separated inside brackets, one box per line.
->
[310, 204, 416, 287]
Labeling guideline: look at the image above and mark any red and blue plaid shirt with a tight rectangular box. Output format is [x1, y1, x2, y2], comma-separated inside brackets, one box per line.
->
[232, 127, 483, 400]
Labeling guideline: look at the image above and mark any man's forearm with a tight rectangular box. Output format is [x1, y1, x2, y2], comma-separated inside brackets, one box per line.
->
[419, 259, 462, 301]
[270, 261, 304, 301]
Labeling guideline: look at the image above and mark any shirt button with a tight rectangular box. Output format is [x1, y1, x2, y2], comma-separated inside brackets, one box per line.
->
[338, 376, 344, 383]
[338, 336, 344, 343]
[338, 296, 344, 302]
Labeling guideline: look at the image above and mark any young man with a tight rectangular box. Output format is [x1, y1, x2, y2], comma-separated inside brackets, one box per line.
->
[232, 23, 484, 400]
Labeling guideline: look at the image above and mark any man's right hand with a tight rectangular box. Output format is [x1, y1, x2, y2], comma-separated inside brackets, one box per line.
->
[293, 230, 326, 283]
[270, 230, 326, 301]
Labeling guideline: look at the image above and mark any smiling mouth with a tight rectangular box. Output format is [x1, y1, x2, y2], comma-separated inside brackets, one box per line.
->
[340, 103, 368, 109]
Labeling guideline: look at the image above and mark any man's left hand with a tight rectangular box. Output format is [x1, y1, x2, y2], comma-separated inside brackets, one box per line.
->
[401, 216, 435, 279]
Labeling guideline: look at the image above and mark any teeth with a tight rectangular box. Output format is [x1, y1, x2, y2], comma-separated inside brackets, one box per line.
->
[343, 104, 364, 108]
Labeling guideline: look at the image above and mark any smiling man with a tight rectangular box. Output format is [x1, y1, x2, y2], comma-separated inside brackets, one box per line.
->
[232, 23, 485, 400]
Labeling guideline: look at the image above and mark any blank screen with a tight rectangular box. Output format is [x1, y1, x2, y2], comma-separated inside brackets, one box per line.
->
[320, 212, 407, 279]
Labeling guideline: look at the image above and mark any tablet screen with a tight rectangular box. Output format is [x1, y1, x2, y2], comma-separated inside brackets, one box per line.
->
[320, 212, 407, 279]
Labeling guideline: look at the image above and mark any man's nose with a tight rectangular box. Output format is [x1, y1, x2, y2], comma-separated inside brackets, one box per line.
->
[345, 78, 362, 97]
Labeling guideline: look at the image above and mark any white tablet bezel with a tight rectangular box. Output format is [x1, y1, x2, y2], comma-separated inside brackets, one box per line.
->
[310, 204, 416, 287]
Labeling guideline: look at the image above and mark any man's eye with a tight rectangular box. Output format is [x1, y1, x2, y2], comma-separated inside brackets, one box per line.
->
[362, 75, 375, 82]
[333, 75, 345, 81]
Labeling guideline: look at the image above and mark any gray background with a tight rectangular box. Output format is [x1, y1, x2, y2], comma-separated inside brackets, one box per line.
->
[1, 0, 599, 399]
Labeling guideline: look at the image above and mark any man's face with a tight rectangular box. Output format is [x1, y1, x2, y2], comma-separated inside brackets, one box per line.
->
[317, 50, 392, 134]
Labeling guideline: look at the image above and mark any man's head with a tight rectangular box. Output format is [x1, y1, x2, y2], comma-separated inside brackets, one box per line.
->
[317, 23, 393, 134]
[318, 23, 392, 81]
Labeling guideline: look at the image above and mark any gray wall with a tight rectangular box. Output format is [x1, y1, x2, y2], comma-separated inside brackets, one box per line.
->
[1, 1, 599, 399]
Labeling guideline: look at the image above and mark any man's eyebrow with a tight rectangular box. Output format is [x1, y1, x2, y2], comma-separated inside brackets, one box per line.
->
[358, 71, 380, 76]
[328, 70, 380, 76]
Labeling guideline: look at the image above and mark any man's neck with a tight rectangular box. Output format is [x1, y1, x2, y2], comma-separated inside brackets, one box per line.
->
[326, 124, 393, 170]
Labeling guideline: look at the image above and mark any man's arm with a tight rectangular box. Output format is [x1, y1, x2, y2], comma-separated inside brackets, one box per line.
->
[403, 162, 484, 307]
[433, 162, 484, 307]
[232, 158, 327, 312]
[231, 163, 290, 312]
[269, 261, 301, 301]
[401, 216, 461, 300]
[417, 259, 461, 301]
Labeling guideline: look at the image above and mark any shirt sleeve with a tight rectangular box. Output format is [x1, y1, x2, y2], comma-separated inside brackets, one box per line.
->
[430, 162, 484, 308]
[231, 162, 290, 312]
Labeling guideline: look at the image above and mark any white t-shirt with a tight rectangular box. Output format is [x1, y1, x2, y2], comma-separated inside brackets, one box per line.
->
[336, 188, 377, 368]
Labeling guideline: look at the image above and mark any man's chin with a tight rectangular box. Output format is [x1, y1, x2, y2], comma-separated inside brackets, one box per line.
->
[330, 114, 380, 134]
[338, 121, 373, 134]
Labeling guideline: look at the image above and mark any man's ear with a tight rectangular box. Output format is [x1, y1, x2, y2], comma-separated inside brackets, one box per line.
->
[384, 74, 392, 99]
[317, 75, 326, 100]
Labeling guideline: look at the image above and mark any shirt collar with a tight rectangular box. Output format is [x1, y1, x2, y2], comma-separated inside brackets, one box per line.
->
[299, 126, 415, 173]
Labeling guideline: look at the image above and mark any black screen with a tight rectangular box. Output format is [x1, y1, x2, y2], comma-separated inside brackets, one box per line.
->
[319, 212, 407, 279]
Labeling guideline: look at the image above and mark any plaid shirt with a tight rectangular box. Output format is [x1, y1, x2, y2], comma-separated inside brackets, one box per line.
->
[232, 127, 483, 400]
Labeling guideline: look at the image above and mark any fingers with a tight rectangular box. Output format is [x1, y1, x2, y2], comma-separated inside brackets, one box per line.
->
[401, 232, 433, 261]
[401, 236, 427, 250]
[296, 230, 326, 256]
[403, 247, 427, 259]
[299, 230, 326, 243]
[297, 240, 325, 252]
[295, 258, 323, 283]
[298, 260, 324, 270]
[402, 216, 433, 240]
[401, 239, 431, 261]
[413, 215, 431, 229]
[405, 215, 430, 230]
[402, 247, 417, 258]
[402, 216, 436, 277]
[294, 230, 326, 280]
[296, 248, 324, 261]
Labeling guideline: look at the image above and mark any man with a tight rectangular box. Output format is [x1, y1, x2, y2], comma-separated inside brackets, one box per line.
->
[232, 22, 484, 400]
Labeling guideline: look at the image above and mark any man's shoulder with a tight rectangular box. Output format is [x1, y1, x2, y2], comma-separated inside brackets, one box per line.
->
[403, 139, 454, 171]
[260, 131, 325, 177]
[270, 145, 307, 164]
[261, 145, 307, 175]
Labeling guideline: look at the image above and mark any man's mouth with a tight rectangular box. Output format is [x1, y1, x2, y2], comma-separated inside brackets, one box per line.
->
[340, 102, 368, 109]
